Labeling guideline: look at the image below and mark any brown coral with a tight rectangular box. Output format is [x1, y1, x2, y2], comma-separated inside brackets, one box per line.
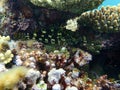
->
[78, 5, 120, 33]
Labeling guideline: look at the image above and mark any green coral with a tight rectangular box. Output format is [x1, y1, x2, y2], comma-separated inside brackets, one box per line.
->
[78, 5, 120, 33]
[30, 0, 104, 14]
[64, 5, 120, 53]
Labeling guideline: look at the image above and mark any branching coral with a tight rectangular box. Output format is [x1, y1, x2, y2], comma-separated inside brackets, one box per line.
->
[25, 68, 40, 83]
[0, 0, 119, 55]
[0, 50, 13, 64]
[0, 35, 10, 51]
[65, 17, 79, 32]
[0, 35, 13, 64]
[0, 66, 28, 90]
[64, 4, 120, 53]
[30, 0, 104, 14]
[78, 5, 120, 33]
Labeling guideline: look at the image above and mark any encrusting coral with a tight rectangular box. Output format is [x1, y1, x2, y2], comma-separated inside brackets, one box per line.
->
[0, 66, 28, 90]
[0, 35, 13, 64]
[78, 5, 120, 33]
[30, 0, 104, 14]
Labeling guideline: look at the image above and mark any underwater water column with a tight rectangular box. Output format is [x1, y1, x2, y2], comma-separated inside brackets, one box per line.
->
[99, 0, 120, 7]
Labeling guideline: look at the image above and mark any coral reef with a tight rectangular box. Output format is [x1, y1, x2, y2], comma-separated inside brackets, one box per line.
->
[78, 5, 120, 33]
[0, 0, 109, 54]
[0, 35, 13, 64]
[0, 0, 120, 56]
[64, 4, 120, 53]
[13, 40, 92, 69]
[0, 11, 37, 37]
[65, 17, 79, 32]
[0, 0, 120, 89]
[0, 0, 37, 37]
[0, 0, 71, 43]
[30, 0, 104, 14]
[0, 35, 119, 90]
[25, 68, 41, 83]
[0, 66, 28, 90]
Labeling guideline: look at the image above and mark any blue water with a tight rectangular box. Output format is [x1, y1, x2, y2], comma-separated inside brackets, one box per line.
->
[98, 0, 120, 9]
[102, 0, 120, 6]
[98, 0, 120, 8]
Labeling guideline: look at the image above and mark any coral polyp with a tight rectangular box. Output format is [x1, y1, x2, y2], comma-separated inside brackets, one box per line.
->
[78, 5, 120, 33]
[0, 35, 13, 64]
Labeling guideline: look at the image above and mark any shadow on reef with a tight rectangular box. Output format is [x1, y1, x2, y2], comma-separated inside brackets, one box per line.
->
[1, 0, 78, 45]
[90, 33, 120, 79]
